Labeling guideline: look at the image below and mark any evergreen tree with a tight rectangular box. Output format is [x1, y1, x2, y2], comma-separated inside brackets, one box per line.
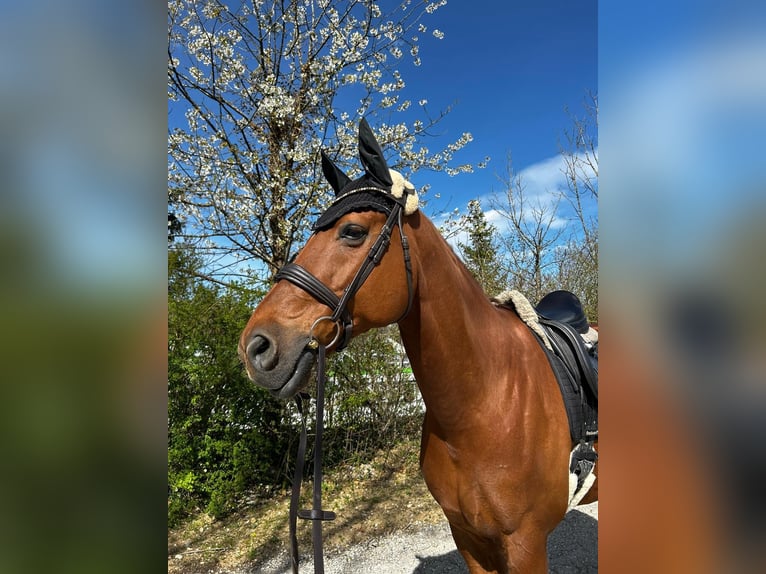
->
[458, 199, 506, 296]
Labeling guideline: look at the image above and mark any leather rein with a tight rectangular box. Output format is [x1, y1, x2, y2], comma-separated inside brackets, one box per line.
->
[273, 202, 413, 574]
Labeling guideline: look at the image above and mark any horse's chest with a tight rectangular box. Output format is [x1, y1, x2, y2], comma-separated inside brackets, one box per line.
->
[421, 434, 525, 535]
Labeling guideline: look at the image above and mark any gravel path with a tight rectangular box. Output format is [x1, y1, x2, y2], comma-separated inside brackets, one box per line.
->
[241, 502, 597, 574]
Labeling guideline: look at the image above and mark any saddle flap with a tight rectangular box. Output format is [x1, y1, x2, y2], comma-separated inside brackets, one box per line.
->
[536, 316, 598, 442]
[540, 318, 598, 398]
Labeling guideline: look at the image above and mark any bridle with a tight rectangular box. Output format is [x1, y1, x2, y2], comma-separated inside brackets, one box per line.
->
[274, 200, 414, 352]
[272, 200, 413, 574]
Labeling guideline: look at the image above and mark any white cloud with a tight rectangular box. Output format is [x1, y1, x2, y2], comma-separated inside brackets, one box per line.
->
[515, 154, 570, 200]
[434, 150, 598, 256]
[502, 152, 596, 205]
[485, 153, 595, 228]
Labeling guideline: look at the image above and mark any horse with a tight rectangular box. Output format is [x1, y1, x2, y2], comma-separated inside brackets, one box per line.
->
[239, 119, 598, 574]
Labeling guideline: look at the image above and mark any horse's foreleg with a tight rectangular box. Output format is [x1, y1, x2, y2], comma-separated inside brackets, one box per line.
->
[500, 526, 549, 574]
[449, 523, 549, 574]
[448, 524, 497, 574]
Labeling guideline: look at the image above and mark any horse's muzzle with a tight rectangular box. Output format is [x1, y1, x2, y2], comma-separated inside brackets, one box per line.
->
[240, 329, 315, 399]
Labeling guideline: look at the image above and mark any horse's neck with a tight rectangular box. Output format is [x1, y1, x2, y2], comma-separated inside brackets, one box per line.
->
[397, 215, 527, 417]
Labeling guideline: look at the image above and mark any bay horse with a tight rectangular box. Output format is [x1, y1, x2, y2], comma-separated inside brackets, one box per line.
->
[239, 119, 597, 573]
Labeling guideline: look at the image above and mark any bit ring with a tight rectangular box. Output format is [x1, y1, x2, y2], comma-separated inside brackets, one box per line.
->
[308, 316, 343, 349]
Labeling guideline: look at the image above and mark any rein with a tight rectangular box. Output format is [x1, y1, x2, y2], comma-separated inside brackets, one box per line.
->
[276, 203, 413, 573]
[288, 345, 334, 574]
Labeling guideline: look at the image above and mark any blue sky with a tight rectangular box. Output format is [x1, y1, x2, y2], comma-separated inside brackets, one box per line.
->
[598, 2, 766, 275]
[394, 0, 597, 218]
[166, 0, 598, 276]
[166, 0, 597, 220]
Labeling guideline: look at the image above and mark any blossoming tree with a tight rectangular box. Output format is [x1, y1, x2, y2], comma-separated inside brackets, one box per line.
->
[168, 0, 476, 285]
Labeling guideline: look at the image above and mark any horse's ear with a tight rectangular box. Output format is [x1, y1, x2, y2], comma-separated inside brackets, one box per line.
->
[358, 118, 393, 187]
[321, 150, 351, 195]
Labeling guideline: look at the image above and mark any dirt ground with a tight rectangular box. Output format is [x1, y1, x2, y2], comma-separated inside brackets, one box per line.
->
[168, 441, 597, 574]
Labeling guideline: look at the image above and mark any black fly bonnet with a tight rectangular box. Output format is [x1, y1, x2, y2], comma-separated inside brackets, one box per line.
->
[274, 118, 418, 351]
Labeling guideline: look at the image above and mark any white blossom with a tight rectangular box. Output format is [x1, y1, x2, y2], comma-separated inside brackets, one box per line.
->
[168, 0, 480, 282]
[425, 1, 447, 15]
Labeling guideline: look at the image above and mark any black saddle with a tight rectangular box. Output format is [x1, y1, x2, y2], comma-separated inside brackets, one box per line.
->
[536, 290, 590, 334]
[534, 291, 598, 442]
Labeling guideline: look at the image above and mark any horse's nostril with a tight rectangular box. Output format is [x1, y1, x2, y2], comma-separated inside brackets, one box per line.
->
[251, 335, 269, 355]
[247, 333, 278, 372]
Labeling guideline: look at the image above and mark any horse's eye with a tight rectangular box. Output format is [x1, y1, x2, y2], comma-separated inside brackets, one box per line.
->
[339, 224, 368, 245]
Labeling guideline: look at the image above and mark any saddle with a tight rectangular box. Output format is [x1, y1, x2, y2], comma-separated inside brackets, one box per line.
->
[536, 290, 591, 334]
[534, 291, 598, 443]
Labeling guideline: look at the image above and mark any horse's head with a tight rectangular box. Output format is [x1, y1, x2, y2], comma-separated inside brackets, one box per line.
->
[239, 119, 419, 398]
